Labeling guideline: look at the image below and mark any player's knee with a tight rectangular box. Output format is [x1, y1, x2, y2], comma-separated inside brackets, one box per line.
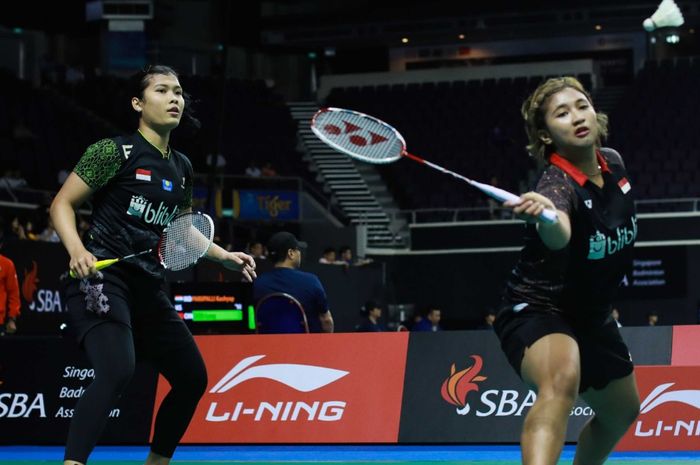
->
[538, 369, 579, 402]
[107, 359, 136, 394]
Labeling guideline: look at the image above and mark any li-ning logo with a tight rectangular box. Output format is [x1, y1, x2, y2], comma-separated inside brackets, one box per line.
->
[587, 217, 638, 260]
[210, 355, 349, 393]
[126, 195, 178, 226]
[322, 119, 389, 147]
[205, 355, 349, 422]
[634, 382, 700, 437]
[440, 355, 488, 415]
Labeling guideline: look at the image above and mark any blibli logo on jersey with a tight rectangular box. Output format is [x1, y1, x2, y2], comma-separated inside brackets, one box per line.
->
[126, 195, 178, 226]
[127, 195, 148, 217]
[587, 217, 638, 260]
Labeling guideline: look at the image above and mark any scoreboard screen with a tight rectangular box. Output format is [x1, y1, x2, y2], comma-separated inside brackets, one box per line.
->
[169, 282, 255, 334]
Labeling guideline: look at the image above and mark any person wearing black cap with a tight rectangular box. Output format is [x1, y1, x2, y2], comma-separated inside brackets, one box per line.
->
[355, 300, 385, 332]
[252, 232, 334, 333]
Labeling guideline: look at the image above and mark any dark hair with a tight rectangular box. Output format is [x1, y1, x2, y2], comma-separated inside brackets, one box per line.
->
[323, 247, 336, 255]
[130, 65, 201, 129]
[339, 246, 351, 254]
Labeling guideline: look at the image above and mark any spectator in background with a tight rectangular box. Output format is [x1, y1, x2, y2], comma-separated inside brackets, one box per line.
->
[612, 307, 622, 328]
[38, 216, 61, 243]
[261, 161, 278, 177]
[413, 307, 442, 332]
[319, 247, 343, 265]
[9, 217, 27, 241]
[356, 300, 385, 332]
[247, 241, 266, 260]
[253, 232, 334, 333]
[339, 246, 353, 266]
[23, 220, 38, 241]
[58, 166, 71, 186]
[245, 160, 261, 178]
[646, 311, 659, 327]
[0, 169, 28, 190]
[0, 228, 20, 335]
[477, 309, 497, 330]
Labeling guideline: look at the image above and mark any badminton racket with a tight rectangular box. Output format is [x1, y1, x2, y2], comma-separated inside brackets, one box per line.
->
[70, 211, 214, 278]
[310, 107, 558, 224]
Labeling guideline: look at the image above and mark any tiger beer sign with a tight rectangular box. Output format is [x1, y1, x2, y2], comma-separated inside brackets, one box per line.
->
[617, 366, 700, 450]
[155, 333, 408, 443]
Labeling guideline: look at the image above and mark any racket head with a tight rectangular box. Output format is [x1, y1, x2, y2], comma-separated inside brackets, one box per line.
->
[157, 211, 214, 271]
[310, 107, 406, 164]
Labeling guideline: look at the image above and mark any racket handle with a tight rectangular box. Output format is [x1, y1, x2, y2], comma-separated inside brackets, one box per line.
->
[68, 258, 119, 279]
[471, 181, 558, 224]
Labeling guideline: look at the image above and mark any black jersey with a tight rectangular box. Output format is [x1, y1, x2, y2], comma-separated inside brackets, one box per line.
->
[505, 148, 636, 319]
[73, 131, 193, 279]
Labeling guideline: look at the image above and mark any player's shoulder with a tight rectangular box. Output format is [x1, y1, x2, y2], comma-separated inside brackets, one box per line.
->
[171, 148, 193, 170]
[599, 147, 625, 169]
[84, 137, 120, 158]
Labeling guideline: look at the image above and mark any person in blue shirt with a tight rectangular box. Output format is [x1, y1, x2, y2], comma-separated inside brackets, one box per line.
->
[413, 307, 442, 332]
[355, 300, 386, 332]
[253, 232, 334, 333]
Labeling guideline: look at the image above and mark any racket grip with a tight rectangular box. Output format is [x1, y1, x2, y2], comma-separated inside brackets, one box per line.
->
[539, 208, 558, 224]
[472, 181, 558, 224]
[68, 258, 119, 278]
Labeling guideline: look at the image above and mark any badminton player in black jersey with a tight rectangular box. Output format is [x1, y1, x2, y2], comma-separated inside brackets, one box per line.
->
[50, 65, 256, 465]
[495, 77, 640, 465]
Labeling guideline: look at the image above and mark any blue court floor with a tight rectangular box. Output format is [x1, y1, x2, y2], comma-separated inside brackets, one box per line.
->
[1, 445, 700, 464]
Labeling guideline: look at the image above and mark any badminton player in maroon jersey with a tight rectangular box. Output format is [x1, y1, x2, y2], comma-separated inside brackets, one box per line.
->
[495, 77, 640, 465]
[51, 65, 256, 465]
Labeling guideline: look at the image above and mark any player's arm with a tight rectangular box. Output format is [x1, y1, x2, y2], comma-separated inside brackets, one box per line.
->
[505, 192, 572, 250]
[51, 173, 98, 278]
[319, 310, 334, 333]
[51, 139, 120, 278]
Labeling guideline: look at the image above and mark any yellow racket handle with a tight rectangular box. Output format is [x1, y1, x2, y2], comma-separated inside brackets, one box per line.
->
[69, 258, 119, 278]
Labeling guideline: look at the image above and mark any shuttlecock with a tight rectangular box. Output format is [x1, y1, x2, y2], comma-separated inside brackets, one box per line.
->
[643, 0, 684, 32]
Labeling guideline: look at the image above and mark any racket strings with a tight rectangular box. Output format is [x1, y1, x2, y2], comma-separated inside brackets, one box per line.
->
[158, 213, 213, 270]
[314, 110, 404, 163]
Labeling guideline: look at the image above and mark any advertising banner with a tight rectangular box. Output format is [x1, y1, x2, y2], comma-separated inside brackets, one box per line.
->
[0, 337, 157, 444]
[617, 365, 700, 450]
[398, 331, 593, 443]
[162, 333, 408, 443]
[2, 241, 69, 335]
[232, 190, 299, 220]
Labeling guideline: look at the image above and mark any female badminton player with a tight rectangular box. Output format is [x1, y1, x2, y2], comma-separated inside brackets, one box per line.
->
[50, 65, 256, 465]
[494, 76, 640, 465]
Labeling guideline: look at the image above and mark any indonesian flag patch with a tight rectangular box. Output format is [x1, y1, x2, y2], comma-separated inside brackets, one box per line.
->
[618, 177, 631, 194]
[135, 168, 152, 181]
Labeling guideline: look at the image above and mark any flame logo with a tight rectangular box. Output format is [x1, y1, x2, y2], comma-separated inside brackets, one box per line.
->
[440, 355, 487, 415]
[21, 261, 39, 303]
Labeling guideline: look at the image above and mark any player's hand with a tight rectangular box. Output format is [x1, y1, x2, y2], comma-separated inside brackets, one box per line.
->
[5, 318, 17, 334]
[69, 248, 98, 279]
[504, 192, 556, 224]
[222, 251, 257, 282]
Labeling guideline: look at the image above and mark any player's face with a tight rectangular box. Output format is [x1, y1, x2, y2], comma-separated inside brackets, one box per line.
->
[542, 87, 598, 155]
[136, 73, 184, 131]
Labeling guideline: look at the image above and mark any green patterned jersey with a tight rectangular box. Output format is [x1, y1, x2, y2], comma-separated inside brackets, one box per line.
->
[74, 132, 194, 279]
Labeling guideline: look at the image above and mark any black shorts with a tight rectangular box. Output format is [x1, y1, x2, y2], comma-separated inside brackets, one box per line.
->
[63, 264, 194, 356]
[494, 302, 633, 393]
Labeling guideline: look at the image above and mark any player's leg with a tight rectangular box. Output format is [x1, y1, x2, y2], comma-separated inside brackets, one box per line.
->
[520, 333, 581, 465]
[574, 374, 639, 464]
[64, 322, 136, 465]
[141, 310, 207, 464]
